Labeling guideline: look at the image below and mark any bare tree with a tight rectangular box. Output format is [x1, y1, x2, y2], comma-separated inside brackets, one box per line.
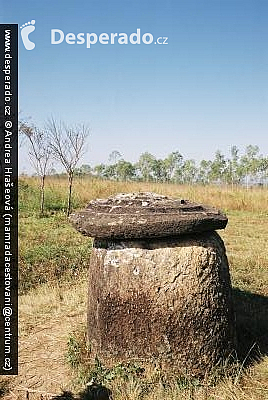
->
[19, 121, 52, 215]
[108, 150, 122, 164]
[47, 118, 90, 216]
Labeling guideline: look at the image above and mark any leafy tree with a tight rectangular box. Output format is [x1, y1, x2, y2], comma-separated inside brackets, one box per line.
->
[257, 157, 268, 184]
[197, 160, 212, 184]
[75, 164, 92, 176]
[93, 164, 106, 178]
[164, 151, 183, 182]
[137, 152, 156, 181]
[103, 164, 117, 180]
[240, 145, 261, 188]
[150, 159, 167, 182]
[115, 160, 136, 181]
[209, 151, 227, 183]
[225, 146, 243, 185]
[180, 159, 198, 184]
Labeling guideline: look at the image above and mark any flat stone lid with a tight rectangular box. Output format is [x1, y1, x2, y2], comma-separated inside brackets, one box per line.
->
[69, 192, 228, 240]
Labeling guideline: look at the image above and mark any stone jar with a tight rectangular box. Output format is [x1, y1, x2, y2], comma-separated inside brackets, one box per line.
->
[70, 192, 236, 376]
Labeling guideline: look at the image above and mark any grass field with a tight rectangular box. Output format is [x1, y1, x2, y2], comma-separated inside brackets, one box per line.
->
[1, 176, 268, 400]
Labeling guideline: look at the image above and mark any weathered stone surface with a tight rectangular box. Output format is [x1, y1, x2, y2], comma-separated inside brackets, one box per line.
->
[87, 231, 236, 375]
[69, 192, 228, 240]
[69, 192, 235, 374]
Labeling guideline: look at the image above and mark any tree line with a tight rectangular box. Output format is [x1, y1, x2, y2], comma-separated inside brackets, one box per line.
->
[78, 147, 268, 186]
[20, 119, 268, 216]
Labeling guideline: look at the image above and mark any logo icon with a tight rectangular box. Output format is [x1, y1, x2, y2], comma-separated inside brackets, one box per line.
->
[20, 20, 36, 50]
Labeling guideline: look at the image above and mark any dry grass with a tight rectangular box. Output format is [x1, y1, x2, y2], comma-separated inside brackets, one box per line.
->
[71, 176, 268, 213]
[2, 177, 267, 400]
[20, 175, 268, 213]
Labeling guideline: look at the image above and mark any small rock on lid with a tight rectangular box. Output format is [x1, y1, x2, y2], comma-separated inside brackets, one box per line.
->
[69, 192, 228, 240]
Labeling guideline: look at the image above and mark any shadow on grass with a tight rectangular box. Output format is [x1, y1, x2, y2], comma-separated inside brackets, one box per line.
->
[233, 288, 268, 362]
[52, 385, 113, 400]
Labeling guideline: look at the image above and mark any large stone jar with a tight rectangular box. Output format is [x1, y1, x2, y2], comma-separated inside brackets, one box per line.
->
[70, 192, 236, 376]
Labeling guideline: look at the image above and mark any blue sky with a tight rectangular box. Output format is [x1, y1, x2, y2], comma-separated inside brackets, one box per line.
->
[2, 0, 268, 172]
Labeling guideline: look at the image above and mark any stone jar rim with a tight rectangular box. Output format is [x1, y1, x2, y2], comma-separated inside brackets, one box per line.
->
[69, 192, 228, 240]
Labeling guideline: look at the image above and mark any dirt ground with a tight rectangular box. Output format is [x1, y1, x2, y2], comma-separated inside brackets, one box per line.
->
[2, 283, 87, 400]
